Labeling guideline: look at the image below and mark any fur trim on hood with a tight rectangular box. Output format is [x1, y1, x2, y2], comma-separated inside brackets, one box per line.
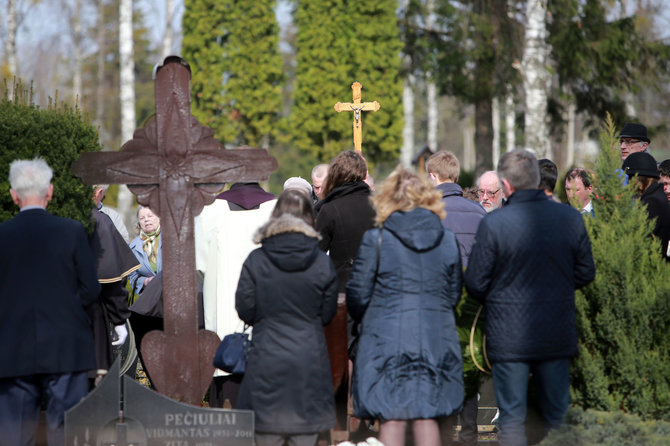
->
[253, 214, 321, 244]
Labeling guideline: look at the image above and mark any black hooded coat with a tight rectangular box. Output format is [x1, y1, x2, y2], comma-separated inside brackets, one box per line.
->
[235, 215, 339, 434]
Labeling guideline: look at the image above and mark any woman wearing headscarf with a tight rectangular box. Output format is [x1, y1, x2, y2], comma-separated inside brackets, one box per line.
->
[127, 206, 163, 384]
[346, 166, 464, 446]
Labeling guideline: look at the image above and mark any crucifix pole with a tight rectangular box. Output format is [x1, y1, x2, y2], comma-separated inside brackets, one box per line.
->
[334, 82, 381, 153]
[72, 56, 277, 406]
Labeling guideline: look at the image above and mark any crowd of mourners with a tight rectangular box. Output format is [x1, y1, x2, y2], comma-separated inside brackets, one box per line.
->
[1, 123, 669, 446]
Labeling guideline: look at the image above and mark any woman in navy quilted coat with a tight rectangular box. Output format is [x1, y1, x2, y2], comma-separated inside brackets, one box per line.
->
[346, 166, 464, 446]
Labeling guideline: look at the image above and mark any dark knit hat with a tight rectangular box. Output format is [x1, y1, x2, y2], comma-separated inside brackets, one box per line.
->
[622, 152, 659, 179]
[618, 123, 650, 143]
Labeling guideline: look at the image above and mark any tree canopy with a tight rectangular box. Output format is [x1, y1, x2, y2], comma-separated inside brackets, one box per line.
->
[290, 0, 403, 163]
[182, 0, 284, 149]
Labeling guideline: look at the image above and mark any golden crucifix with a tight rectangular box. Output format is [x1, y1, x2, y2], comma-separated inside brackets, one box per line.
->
[334, 82, 381, 153]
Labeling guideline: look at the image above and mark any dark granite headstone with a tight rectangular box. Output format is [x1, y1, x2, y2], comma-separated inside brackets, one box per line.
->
[66, 360, 254, 446]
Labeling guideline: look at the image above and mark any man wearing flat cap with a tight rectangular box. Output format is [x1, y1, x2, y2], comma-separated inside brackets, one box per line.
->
[619, 123, 651, 162]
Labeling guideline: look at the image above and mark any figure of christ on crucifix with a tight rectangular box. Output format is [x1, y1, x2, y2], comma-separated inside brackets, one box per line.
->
[334, 82, 381, 153]
[72, 56, 278, 406]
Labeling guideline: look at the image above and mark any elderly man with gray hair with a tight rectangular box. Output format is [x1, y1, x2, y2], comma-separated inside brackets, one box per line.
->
[476, 170, 504, 213]
[464, 150, 595, 446]
[0, 158, 100, 446]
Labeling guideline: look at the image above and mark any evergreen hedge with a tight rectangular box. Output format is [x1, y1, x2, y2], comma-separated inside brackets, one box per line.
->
[539, 408, 670, 445]
[0, 80, 102, 227]
[570, 116, 670, 420]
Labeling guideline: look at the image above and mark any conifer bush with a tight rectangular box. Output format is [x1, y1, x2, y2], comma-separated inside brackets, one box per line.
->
[0, 80, 102, 226]
[570, 116, 670, 420]
[538, 407, 670, 445]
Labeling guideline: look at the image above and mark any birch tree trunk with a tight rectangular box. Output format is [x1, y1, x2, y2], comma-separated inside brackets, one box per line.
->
[522, 0, 552, 158]
[73, 0, 83, 103]
[426, 77, 438, 151]
[401, 73, 415, 168]
[96, 0, 105, 133]
[118, 0, 136, 227]
[566, 100, 576, 167]
[506, 93, 515, 152]
[6, 0, 17, 76]
[492, 96, 501, 168]
[425, 0, 438, 152]
[462, 105, 476, 172]
[162, 0, 174, 58]
[5, 0, 18, 100]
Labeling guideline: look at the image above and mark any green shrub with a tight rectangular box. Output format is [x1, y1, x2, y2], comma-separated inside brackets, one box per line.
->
[0, 80, 101, 227]
[538, 408, 670, 446]
[570, 115, 670, 420]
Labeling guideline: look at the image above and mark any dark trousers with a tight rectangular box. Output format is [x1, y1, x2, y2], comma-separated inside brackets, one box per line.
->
[208, 375, 243, 408]
[0, 372, 89, 446]
[492, 359, 570, 446]
[459, 395, 479, 445]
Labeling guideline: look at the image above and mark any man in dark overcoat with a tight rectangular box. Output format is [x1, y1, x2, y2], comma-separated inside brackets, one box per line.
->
[464, 150, 595, 446]
[0, 158, 100, 446]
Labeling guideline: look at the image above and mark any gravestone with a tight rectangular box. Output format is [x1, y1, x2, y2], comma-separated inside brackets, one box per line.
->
[65, 360, 254, 446]
[72, 55, 277, 406]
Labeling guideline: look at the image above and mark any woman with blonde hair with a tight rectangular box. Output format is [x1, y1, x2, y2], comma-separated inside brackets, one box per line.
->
[346, 166, 464, 446]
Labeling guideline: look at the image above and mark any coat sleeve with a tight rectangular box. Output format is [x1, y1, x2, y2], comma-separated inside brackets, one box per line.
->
[235, 256, 257, 325]
[444, 235, 463, 309]
[100, 282, 131, 324]
[74, 223, 102, 309]
[127, 267, 144, 296]
[573, 220, 596, 289]
[321, 257, 339, 325]
[463, 219, 496, 303]
[346, 229, 378, 323]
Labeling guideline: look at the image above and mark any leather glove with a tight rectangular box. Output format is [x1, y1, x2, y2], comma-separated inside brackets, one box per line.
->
[112, 324, 128, 346]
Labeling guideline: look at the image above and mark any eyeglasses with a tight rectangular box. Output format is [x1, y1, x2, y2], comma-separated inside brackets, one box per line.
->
[619, 139, 642, 146]
[477, 188, 500, 198]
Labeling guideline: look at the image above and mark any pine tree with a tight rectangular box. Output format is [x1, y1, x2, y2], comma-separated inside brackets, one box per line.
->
[182, 0, 284, 149]
[570, 115, 670, 420]
[291, 0, 403, 163]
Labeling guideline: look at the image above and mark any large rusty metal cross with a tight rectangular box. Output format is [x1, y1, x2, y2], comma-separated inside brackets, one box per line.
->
[333, 82, 380, 153]
[72, 56, 277, 406]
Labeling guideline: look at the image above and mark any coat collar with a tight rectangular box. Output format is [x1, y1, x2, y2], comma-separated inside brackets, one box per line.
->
[435, 182, 463, 198]
[505, 189, 549, 205]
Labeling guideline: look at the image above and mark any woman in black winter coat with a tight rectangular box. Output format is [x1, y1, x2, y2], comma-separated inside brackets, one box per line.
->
[346, 166, 464, 446]
[314, 150, 376, 428]
[623, 152, 670, 260]
[235, 190, 339, 446]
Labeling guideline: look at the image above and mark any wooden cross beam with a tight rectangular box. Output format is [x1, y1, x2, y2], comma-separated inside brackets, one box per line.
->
[333, 82, 380, 153]
[72, 56, 277, 406]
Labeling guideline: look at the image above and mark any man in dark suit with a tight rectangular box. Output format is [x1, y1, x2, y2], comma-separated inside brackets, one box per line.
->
[465, 150, 595, 446]
[0, 158, 100, 446]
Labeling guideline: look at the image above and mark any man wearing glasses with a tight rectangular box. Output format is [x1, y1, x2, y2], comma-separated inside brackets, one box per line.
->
[619, 123, 651, 162]
[476, 171, 504, 213]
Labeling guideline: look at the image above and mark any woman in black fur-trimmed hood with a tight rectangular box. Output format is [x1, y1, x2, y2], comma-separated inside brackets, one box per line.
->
[235, 190, 339, 446]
